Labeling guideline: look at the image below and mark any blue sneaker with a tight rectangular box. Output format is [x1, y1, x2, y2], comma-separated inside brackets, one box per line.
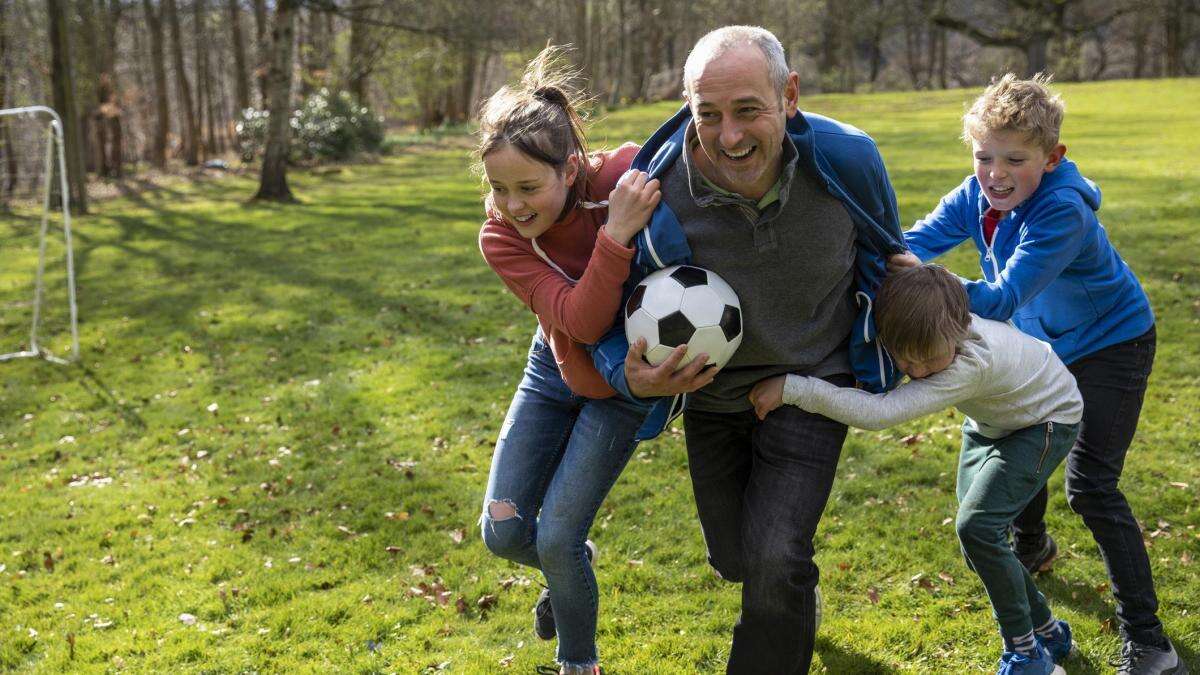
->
[997, 644, 1065, 675]
[1036, 619, 1077, 663]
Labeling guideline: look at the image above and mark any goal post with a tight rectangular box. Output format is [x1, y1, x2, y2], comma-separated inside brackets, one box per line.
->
[0, 105, 79, 365]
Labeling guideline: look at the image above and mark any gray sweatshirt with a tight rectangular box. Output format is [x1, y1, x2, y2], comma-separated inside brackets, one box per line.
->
[663, 124, 857, 412]
[783, 316, 1083, 438]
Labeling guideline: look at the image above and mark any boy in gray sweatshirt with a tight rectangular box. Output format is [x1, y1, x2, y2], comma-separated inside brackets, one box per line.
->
[749, 264, 1082, 675]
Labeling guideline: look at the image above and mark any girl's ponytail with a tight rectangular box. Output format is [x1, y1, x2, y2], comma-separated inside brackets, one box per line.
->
[477, 46, 592, 216]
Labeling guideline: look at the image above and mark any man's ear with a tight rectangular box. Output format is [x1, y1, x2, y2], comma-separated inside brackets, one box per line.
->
[783, 72, 800, 117]
[1044, 143, 1067, 173]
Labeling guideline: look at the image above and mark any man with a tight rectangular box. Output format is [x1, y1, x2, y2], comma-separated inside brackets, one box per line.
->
[591, 26, 904, 673]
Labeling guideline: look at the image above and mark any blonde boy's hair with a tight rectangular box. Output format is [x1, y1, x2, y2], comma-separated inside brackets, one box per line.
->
[962, 73, 1065, 152]
[875, 265, 971, 363]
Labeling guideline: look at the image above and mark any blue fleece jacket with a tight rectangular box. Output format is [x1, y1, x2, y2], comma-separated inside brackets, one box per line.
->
[592, 105, 906, 440]
[904, 157, 1154, 365]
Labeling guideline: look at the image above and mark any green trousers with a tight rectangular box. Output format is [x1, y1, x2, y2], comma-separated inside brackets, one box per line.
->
[956, 420, 1080, 638]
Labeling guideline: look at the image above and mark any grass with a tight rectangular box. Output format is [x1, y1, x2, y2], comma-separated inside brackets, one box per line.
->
[1, 79, 1197, 673]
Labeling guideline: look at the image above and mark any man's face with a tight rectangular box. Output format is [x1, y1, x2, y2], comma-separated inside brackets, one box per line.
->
[685, 45, 798, 199]
[971, 129, 1065, 213]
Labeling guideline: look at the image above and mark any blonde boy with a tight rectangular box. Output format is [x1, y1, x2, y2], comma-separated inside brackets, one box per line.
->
[893, 75, 1183, 674]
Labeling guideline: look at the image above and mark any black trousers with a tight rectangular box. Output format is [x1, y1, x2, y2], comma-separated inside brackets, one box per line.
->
[1012, 325, 1163, 645]
[683, 375, 852, 675]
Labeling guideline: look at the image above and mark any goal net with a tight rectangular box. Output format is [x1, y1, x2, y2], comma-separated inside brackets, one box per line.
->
[0, 105, 79, 365]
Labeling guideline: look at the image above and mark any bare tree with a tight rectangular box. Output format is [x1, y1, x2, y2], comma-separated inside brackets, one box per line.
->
[47, 0, 89, 212]
[227, 0, 252, 111]
[142, 0, 171, 168]
[254, 0, 297, 201]
[165, 0, 199, 164]
[934, 0, 1131, 77]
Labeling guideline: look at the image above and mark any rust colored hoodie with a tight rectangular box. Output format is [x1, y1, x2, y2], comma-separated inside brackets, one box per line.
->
[478, 143, 639, 399]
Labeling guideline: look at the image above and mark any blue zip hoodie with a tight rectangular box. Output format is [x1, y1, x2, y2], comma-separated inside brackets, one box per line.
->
[592, 105, 906, 440]
[904, 157, 1154, 365]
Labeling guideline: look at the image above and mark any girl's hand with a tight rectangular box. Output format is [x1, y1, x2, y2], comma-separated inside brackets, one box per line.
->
[604, 170, 661, 246]
[887, 252, 921, 274]
[748, 375, 787, 421]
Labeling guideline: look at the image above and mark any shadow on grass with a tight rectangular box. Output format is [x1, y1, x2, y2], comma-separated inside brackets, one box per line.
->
[814, 636, 895, 673]
[75, 362, 147, 430]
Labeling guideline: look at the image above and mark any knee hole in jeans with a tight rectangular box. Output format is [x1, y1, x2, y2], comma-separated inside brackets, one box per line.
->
[487, 499, 519, 521]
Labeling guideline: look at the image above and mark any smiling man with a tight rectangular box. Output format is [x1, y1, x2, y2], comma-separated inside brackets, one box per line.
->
[589, 26, 906, 673]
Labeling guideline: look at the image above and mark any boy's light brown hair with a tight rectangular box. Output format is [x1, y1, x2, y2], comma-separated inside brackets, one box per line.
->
[876, 264, 971, 362]
[962, 73, 1065, 152]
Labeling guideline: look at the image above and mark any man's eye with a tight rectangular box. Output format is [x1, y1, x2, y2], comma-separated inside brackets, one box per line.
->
[1009, 159, 1025, 165]
[521, 186, 538, 193]
[492, 186, 506, 194]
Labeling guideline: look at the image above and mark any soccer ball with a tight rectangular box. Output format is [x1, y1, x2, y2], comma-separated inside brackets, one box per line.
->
[624, 264, 743, 370]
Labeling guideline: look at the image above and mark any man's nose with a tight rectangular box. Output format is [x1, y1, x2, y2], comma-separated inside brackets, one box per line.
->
[720, 119, 744, 148]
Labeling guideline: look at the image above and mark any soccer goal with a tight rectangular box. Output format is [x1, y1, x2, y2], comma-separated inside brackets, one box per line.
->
[0, 105, 79, 365]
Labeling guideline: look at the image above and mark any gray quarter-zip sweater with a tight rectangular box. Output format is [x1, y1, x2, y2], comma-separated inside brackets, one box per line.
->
[662, 124, 857, 412]
[783, 316, 1083, 437]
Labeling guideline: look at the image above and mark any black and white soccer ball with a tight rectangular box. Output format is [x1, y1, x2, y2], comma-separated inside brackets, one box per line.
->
[624, 265, 743, 371]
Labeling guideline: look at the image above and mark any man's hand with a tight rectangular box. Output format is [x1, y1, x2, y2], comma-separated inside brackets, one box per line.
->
[886, 252, 920, 274]
[748, 375, 787, 420]
[625, 338, 717, 398]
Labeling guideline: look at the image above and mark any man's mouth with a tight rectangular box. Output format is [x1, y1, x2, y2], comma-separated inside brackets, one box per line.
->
[988, 185, 1014, 198]
[721, 146, 756, 161]
[513, 213, 537, 224]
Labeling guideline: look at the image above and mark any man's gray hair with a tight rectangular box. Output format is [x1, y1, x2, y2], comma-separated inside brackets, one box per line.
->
[683, 26, 790, 97]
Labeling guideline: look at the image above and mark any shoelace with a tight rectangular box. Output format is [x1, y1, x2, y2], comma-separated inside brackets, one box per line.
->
[1108, 641, 1148, 669]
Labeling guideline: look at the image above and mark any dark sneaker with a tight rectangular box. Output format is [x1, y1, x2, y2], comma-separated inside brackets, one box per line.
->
[1113, 638, 1188, 675]
[1013, 533, 1058, 574]
[996, 644, 1065, 675]
[533, 540, 597, 640]
[1035, 619, 1077, 663]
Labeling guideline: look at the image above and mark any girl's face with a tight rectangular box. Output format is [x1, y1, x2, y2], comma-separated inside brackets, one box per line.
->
[483, 144, 579, 239]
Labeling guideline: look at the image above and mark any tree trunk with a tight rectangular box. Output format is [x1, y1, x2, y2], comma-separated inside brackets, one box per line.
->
[609, 0, 626, 105]
[1025, 35, 1049, 76]
[253, 0, 269, 106]
[228, 0, 251, 112]
[255, 0, 296, 202]
[347, 0, 373, 104]
[1165, 0, 1184, 76]
[142, 0, 170, 168]
[195, 0, 213, 160]
[0, 0, 14, 208]
[48, 0, 89, 213]
[165, 0, 199, 165]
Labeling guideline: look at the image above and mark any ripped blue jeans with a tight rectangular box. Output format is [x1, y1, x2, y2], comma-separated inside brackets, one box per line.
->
[480, 332, 646, 669]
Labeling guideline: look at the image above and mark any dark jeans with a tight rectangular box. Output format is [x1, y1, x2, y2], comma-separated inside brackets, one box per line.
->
[1012, 325, 1162, 644]
[683, 374, 852, 675]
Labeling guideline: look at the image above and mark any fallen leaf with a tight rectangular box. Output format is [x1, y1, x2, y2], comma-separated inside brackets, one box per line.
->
[449, 529, 465, 544]
[477, 594, 498, 611]
[900, 433, 925, 445]
[937, 571, 955, 585]
[1169, 482, 1189, 489]
[455, 596, 469, 614]
[867, 587, 880, 604]
[179, 613, 197, 625]
[385, 546, 402, 555]
[43, 551, 54, 572]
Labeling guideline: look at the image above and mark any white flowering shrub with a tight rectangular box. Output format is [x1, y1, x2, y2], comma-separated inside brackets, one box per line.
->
[236, 89, 384, 163]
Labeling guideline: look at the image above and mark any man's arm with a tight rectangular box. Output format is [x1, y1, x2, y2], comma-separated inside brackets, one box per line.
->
[591, 326, 716, 400]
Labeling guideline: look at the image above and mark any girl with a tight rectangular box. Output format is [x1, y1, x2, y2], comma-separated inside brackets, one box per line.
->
[475, 47, 660, 675]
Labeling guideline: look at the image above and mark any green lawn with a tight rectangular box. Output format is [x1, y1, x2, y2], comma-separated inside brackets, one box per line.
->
[1, 79, 1197, 673]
